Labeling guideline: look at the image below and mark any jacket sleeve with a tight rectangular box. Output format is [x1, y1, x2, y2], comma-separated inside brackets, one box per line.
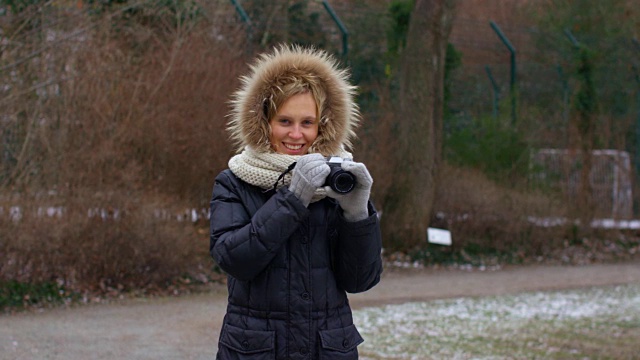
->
[333, 201, 383, 293]
[209, 171, 308, 281]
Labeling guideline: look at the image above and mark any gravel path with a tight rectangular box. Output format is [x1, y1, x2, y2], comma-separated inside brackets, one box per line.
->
[1, 261, 639, 360]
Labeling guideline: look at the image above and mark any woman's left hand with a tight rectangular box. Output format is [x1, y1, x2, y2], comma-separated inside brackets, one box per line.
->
[325, 161, 372, 222]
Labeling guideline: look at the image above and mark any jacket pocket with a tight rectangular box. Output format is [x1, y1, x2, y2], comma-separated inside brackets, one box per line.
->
[318, 324, 364, 360]
[218, 323, 275, 359]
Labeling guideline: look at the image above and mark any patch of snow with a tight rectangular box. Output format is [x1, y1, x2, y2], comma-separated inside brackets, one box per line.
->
[354, 284, 640, 359]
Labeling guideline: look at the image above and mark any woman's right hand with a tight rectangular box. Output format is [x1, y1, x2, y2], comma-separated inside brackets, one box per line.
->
[289, 153, 330, 207]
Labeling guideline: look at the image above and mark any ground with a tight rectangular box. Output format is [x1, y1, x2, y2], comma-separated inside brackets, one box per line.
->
[1, 261, 639, 360]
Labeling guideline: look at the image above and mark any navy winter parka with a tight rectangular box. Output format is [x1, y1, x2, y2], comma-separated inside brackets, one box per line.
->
[210, 169, 383, 360]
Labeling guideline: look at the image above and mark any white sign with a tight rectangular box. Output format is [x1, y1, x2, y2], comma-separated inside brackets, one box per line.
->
[427, 227, 452, 246]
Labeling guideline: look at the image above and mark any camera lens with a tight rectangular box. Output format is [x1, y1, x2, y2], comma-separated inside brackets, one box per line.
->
[330, 170, 356, 194]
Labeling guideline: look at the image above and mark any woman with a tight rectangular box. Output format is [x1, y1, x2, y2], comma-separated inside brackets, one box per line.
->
[210, 44, 383, 359]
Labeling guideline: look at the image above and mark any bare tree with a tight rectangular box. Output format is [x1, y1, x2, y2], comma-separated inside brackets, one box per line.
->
[381, 0, 457, 250]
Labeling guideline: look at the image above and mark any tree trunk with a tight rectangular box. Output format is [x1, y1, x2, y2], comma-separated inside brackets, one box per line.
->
[381, 0, 456, 251]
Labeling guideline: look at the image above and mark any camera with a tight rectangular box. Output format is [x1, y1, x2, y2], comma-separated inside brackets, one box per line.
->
[324, 156, 357, 194]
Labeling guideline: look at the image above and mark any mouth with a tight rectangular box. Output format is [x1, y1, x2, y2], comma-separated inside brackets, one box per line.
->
[283, 143, 304, 151]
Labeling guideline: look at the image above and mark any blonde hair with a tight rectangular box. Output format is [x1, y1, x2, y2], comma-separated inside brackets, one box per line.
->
[263, 76, 327, 127]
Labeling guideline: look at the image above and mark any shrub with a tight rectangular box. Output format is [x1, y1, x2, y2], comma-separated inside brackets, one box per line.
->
[419, 163, 569, 265]
[0, 192, 209, 293]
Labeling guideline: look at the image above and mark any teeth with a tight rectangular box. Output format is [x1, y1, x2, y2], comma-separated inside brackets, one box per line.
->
[284, 143, 303, 150]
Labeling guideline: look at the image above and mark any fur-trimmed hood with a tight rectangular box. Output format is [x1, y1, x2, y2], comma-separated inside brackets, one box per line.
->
[227, 44, 360, 156]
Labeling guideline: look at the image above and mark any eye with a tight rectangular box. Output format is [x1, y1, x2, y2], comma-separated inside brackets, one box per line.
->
[277, 118, 290, 125]
[302, 119, 315, 126]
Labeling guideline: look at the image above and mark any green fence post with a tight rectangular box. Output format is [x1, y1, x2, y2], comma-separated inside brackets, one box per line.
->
[489, 21, 516, 125]
[229, 0, 252, 35]
[635, 68, 640, 176]
[556, 65, 570, 131]
[564, 28, 580, 48]
[633, 39, 640, 175]
[485, 65, 500, 120]
[321, 0, 348, 59]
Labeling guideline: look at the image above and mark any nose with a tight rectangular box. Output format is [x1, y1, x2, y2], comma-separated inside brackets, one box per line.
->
[289, 125, 303, 139]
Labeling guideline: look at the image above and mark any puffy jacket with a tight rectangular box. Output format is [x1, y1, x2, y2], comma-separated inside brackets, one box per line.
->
[210, 169, 383, 359]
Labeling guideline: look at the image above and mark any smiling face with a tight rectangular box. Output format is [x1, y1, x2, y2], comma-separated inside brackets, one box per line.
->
[269, 92, 319, 155]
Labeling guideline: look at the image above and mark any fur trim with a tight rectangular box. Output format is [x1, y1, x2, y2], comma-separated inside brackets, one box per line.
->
[227, 44, 360, 156]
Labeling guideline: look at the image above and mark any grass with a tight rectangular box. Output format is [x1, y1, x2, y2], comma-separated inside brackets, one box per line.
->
[0, 281, 69, 311]
[354, 283, 640, 359]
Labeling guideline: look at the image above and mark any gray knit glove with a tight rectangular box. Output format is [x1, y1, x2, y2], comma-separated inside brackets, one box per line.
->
[289, 153, 330, 207]
[325, 161, 373, 222]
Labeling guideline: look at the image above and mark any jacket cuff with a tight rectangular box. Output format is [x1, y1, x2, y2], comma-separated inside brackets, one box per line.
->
[278, 186, 310, 217]
[338, 201, 378, 224]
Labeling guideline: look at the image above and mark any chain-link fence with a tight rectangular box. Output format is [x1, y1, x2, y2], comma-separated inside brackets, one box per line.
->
[300, 0, 639, 220]
[2, 0, 639, 213]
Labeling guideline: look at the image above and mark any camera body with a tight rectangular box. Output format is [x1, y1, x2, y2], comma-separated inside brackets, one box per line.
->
[324, 156, 356, 194]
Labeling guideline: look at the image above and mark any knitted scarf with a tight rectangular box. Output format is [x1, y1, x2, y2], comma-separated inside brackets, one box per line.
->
[228, 147, 352, 203]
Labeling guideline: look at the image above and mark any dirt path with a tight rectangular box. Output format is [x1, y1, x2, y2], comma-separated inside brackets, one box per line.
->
[1, 261, 639, 360]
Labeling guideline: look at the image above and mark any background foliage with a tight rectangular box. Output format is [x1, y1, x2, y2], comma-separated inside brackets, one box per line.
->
[1, 0, 639, 302]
